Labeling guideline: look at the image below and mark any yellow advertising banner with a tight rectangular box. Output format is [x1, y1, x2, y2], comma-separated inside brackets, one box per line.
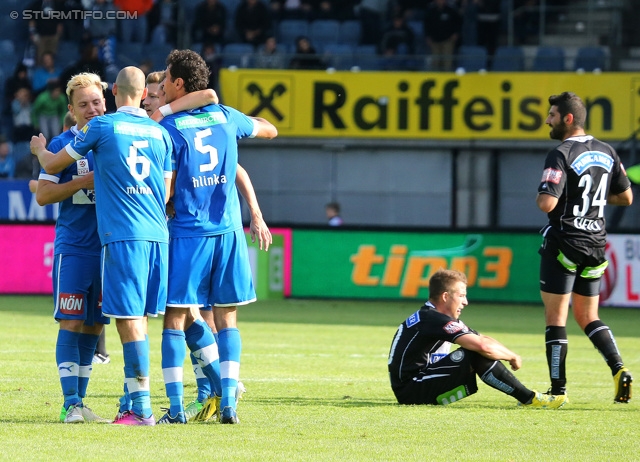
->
[219, 69, 640, 140]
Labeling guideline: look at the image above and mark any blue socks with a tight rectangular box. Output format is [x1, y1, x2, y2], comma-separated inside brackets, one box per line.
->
[185, 319, 221, 398]
[123, 339, 152, 418]
[56, 329, 81, 409]
[77, 332, 99, 399]
[218, 327, 241, 410]
[161, 329, 186, 416]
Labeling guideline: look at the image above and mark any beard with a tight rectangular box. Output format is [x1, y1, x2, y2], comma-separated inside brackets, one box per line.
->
[549, 121, 568, 140]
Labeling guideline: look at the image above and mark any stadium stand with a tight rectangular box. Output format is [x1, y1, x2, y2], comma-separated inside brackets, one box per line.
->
[456, 45, 488, 72]
[221, 43, 255, 68]
[277, 19, 309, 49]
[491, 45, 525, 71]
[308, 20, 340, 48]
[532, 46, 566, 72]
[574, 46, 607, 72]
[323, 44, 355, 70]
[338, 20, 361, 46]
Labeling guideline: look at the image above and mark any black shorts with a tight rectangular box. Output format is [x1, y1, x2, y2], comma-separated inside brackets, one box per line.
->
[392, 349, 479, 405]
[538, 237, 603, 296]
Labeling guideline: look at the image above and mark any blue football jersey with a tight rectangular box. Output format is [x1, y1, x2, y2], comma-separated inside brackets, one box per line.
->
[40, 125, 101, 256]
[66, 107, 173, 245]
[160, 104, 257, 237]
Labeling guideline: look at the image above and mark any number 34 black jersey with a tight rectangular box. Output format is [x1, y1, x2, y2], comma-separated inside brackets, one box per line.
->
[538, 135, 631, 247]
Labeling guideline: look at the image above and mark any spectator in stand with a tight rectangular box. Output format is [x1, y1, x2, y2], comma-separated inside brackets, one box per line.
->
[114, 0, 154, 43]
[380, 13, 415, 69]
[255, 36, 286, 69]
[459, 0, 479, 46]
[289, 36, 326, 69]
[33, 52, 62, 95]
[269, 0, 303, 20]
[235, 0, 272, 47]
[201, 43, 222, 92]
[325, 202, 343, 226]
[3, 63, 33, 120]
[83, 0, 119, 79]
[32, 80, 67, 142]
[59, 42, 107, 91]
[424, 0, 462, 72]
[192, 0, 227, 47]
[513, 0, 539, 45]
[12, 88, 35, 143]
[358, 0, 391, 45]
[0, 136, 15, 179]
[394, 0, 424, 20]
[317, 0, 358, 21]
[27, 0, 65, 67]
[148, 0, 179, 46]
[476, 0, 501, 61]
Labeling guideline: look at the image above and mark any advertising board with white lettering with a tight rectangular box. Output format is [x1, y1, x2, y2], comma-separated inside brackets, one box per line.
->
[291, 230, 541, 302]
[0, 180, 57, 221]
[600, 234, 640, 307]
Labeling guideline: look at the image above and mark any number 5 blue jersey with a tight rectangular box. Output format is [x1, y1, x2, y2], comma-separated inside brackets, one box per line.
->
[160, 104, 257, 237]
[66, 107, 173, 245]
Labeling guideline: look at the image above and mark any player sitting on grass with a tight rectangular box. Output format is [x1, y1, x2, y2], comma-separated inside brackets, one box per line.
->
[388, 269, 567, 409]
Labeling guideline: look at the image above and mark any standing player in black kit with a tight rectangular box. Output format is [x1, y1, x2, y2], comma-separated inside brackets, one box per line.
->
[537, 91, 633, 403]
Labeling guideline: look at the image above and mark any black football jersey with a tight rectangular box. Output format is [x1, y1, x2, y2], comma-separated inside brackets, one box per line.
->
[388, 302, 476, 388]
[538, 135, 631, 247]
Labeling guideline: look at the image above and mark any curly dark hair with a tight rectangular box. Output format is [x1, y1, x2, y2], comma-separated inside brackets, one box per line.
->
[549, 91, 586, 128]
[166, 49, 210, 93]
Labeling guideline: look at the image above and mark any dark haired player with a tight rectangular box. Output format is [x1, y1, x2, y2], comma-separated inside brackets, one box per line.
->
[537, 91, 633, 403]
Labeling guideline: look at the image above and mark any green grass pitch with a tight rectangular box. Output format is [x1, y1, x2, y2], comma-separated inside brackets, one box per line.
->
[0, 295, 638, 461]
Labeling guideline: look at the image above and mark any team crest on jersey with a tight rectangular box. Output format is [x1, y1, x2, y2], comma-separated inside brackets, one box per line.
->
[450, 350, 464, 362]
[570, 151, 613, 175]
[76, 159, 90, 175]
[443, 320, 467, 334]
[76, 124, 90, 141]
[541, 168, 562, 184]
[406, 310, 420, 327]
[59, 293, 85, 315]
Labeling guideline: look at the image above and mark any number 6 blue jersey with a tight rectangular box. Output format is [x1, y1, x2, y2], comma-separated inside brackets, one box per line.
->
[66, 107, 173, 245]
[160, 104, 257, 237]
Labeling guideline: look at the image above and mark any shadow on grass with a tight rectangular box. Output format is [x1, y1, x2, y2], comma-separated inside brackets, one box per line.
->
[3, 295, 640, 338]
[246, 396, 395, 408]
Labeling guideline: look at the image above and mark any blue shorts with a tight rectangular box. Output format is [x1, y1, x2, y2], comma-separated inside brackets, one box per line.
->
[53, 253, 109, 326]
[167, 229, 256, 308]
[101, 241, 168, 318]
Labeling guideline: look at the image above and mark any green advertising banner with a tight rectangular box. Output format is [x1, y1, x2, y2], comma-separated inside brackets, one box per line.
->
[245, 228, 292, 300]
[292, 230, 541, 302]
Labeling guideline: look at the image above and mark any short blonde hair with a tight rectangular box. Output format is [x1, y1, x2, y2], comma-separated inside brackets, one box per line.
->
[66, 73, 108, 105]
[146, 71, 166, 85]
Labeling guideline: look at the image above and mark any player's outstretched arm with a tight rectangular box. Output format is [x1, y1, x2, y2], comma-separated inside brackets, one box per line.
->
[250, 117, 278, 139]
[455, 333, 522, 371]
[30, 134, 76, 174]
[150, 89, 219, 122]
[35, 173, 94, 206]
[237, 164, 271, 251]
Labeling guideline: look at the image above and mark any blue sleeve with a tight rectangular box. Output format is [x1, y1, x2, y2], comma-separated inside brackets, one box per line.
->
[222, 105, 256, 140]
[68, 118, 102, 158]
[42, 134, 68, 177]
